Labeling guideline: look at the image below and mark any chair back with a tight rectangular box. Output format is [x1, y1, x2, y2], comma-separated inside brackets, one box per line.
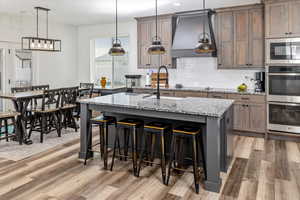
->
[79, 83, 94, 98]
[41, 89, 61, 111]
[32, 85, 50, 91]
[61, 87, 79, 107]
[11, 86, 32, 93]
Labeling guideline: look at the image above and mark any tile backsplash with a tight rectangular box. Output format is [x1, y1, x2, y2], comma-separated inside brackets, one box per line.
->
[134, 57, 262, 89]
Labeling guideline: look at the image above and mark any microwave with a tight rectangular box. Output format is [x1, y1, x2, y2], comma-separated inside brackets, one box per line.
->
[266, 38, 300, 64]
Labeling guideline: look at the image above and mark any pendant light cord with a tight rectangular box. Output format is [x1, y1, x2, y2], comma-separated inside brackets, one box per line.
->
[36, 8, 39, 38]
[46, 10, 48, 39]
[202, 0, 206, 39]
[155, 0, 158, 40]
[116, 0, 118, 42]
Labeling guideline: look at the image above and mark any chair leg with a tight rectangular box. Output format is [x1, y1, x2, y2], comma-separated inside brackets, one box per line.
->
[150, 133, 156, 166]
[198, 134, 207, 180]
[166, 134, 175, 185]
[192, 135, 199, 194]
[40, 115, 46, 143]
[110, 127, 119, 171]
[132, 127, 138, 176]
[103, 123, 109, 170]
[84, 121, 93, 165]
[124, 128, 129, 161]
[4, 119, 9, 142]
[99, 125, 104, 159]
[54, 113, 61, 137]
[160, 131, 166, 184]
[137, 131, 147, 177]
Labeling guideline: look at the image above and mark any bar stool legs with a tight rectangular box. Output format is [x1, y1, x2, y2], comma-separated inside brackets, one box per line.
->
[166, 125, 206, 194]
[138, 122, 169, 184]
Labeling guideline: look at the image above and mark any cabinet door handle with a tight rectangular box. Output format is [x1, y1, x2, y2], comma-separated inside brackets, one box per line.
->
[289, 32, 293, 35]
[213, 96, 222, 98]
[241, 97, 250, 100]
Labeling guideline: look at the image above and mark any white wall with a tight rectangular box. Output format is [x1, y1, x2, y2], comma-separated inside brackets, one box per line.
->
[78, 18, 261, 90]
[0, 13, 78, 88]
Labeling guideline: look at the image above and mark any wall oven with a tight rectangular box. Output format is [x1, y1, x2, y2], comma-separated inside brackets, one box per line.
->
[268, 102, 300, 134]
[266, 38, 300, 64]
[267, 65, 300, 103]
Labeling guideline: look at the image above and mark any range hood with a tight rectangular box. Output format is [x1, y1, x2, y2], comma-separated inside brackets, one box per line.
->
[171, 9, 217, 58]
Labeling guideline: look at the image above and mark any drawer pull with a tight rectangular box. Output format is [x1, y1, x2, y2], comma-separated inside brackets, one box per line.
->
[213, 96, 222, 98]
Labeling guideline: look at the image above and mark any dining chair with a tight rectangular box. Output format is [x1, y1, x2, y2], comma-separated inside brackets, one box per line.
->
[29, 89, 61, 143]
[60, 87, 79, 132]
[79, 83, 94, 98]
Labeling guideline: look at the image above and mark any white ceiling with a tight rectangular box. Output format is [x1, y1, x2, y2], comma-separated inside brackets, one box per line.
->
[0, 0, 260, 25]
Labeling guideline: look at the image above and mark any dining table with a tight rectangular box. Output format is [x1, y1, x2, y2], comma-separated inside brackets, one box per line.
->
[0, 87, 89, 145]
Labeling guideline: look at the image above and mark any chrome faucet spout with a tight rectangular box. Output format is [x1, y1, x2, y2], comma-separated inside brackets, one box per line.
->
[157, 65, 169, 99]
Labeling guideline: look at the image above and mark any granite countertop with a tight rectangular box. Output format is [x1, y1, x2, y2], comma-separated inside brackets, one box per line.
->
[80, 92, 234, 118]
[134, 86, 265, 95]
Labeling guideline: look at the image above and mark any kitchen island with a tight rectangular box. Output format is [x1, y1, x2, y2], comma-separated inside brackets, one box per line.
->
[79, 92, 234, 192]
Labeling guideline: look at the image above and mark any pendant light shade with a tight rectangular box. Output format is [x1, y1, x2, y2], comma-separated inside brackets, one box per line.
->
[195, 34, 215, 54]
[109, 39, 126, 56]
[148, 38, 166, 55]
[109, 0, 125, 56]
[194, 0, 216, 54]
[148, 0, 166, 55]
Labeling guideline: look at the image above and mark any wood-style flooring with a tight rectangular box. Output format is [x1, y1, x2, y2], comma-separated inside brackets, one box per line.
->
[0, 135, 299, 200]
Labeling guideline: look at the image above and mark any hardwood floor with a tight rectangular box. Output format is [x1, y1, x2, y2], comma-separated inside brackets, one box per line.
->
[0, 135, 299, 200]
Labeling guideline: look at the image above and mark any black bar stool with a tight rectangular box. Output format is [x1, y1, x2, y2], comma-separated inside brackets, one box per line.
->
[137, 121, 171, 184]
[166, 125, 206, 194]
[84, 115, 116, 169]
[110, 118, 143, 176]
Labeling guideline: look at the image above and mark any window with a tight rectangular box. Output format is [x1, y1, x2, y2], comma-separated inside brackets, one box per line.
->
[91, 36, 130, 87]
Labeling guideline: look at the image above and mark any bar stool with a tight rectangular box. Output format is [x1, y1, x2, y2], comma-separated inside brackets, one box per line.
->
[84, 115, 116, 169]
[110, 118, 143, 176]
[137, 121, 171, 184]
[166, 125, 206, 194]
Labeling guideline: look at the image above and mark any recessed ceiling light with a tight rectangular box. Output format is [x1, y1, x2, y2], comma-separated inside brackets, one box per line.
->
[173, 2, 181, 6]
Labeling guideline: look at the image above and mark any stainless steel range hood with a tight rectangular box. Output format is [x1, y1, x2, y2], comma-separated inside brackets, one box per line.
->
[171, 10, 217, 58]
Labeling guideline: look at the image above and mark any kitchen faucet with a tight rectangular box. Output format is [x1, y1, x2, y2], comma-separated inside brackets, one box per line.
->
[156, 65, 169, 99]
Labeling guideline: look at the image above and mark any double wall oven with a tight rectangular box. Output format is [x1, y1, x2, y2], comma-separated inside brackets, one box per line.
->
[267, 65, 300, 134]
[266, 38, 300, 134]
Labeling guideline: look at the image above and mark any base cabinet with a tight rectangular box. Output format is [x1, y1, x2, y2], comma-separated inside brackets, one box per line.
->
[233, 103, 266, 133]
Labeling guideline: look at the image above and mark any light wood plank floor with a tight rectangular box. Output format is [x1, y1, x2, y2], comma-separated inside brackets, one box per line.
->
[0, 136, 299, 200]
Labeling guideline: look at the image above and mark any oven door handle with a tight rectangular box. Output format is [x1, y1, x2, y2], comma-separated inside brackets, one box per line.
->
[268, 102, 300, 106]
[268, 73, 300, 76]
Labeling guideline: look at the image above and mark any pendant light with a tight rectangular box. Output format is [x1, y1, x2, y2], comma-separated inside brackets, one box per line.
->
[109, 0, 125, 56]
[21, 7, 61, 52]
[148, 0, 166, 55]
[195, 0, 215, 54]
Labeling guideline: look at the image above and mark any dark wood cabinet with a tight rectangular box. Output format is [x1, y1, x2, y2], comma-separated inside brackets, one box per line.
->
[265, 0, 300, 38]
[216, 12, 235, 69]
[136, 15, 174, 69]
[216, 4, 264, 69]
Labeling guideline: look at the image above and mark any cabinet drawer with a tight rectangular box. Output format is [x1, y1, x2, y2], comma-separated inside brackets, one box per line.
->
[133, 88, 152, 94]
[227, 94, 265, 103]
[175, 91, 208, 98]
[160, 90, 175, 96]
[208, 92, 227, 99]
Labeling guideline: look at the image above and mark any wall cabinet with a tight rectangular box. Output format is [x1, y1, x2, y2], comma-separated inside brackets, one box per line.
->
[265, 0, 300, 38]
[136, 15, 174, 69]
[216, 4, 264, 69]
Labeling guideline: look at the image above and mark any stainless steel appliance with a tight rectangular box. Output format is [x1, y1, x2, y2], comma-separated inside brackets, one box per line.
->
[125, 75, 141, 88]
[254, 72, 265, 92]
[267, 65, 300, 102]
[268, 102, 300, 134]
[266, 38, 300, 64]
